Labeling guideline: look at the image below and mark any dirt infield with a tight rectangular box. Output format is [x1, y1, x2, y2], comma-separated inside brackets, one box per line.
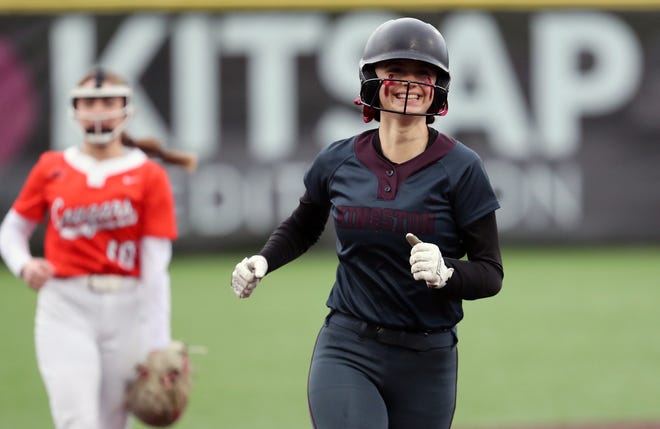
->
[464, 423, 660, 429]
[533, 425, 660, 429]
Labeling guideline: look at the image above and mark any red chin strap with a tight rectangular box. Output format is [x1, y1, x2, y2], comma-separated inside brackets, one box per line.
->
[437, 101, 448, 116]
[354, 97, 376, 123]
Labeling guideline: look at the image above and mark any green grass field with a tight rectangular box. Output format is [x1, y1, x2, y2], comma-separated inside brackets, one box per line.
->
[1, 246, 659, 428]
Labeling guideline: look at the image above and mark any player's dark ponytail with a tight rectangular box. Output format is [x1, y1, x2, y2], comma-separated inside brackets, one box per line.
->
[120, 133, 198, 172]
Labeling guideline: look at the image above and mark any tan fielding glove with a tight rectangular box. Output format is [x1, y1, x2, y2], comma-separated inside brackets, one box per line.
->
[125, 341, 191, 427]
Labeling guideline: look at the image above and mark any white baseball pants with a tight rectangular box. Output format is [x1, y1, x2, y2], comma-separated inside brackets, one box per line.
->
[34, 276, 149, 429]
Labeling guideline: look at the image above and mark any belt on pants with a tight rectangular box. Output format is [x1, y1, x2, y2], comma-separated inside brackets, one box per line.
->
[326, 311, 456, 351]
[85, 274, 139, 293]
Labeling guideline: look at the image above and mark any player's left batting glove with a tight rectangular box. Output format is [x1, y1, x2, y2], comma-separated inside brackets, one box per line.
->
[406, 233, 454, 289]
[231, 255, 268, 298]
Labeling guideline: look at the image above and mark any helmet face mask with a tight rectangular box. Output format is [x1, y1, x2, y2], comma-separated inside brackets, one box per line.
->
[360, 77, 447, 118]
[69, 69, 134, 145]
[357, 18, 450, 123]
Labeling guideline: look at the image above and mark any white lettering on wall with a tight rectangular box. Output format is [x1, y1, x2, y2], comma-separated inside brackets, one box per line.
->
[315, 11, 397, 146]
[48, 11, 645, 238]
[172, 14, 219, 159]
[52, 15, 171, 149]
[187, 164, 244, 235]
[532, 12, 642, 158]
[488, 160, 582, 231]
[51, 15, 96, 149]
[440, 12, 532, 159]
[218, 14, 325, 162]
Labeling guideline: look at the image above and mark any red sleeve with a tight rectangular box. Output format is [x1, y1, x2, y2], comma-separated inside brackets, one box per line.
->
[142, 161, 177, 240]
[13, 152, 61, 222]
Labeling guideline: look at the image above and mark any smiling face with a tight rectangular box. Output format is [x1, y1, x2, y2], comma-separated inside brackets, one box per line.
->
[374, 59, 438, 116]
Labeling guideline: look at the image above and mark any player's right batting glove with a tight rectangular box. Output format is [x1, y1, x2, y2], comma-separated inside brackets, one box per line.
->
[231, 255, 268, 298]
[406, 233, 454, 289]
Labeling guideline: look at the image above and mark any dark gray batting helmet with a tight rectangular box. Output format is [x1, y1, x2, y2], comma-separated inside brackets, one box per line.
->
[357, 17, 450, 122]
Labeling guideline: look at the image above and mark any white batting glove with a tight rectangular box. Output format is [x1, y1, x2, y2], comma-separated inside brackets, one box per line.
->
[231, 255, 268, 298]
[406, 233, 454, 289]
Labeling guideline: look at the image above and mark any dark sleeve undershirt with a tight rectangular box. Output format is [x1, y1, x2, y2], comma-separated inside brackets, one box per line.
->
[258, 191, 331, 273]
[259, 193, 503, 301]
[441, 211, 504, 300]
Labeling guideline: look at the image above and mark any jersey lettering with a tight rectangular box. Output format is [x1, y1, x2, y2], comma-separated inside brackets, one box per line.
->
[51, 197, 138, 239]
[336, 206, 434, 234]
[106, 239, 137, 271]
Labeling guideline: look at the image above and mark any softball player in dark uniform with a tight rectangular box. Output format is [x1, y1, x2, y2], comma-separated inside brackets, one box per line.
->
[231, 17, 503, 429]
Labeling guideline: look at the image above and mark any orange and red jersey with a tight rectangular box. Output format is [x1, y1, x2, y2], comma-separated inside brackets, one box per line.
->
[12, 147, 177, 277]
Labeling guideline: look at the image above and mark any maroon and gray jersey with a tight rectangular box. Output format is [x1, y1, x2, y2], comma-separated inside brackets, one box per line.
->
[261, 128, 502, 330]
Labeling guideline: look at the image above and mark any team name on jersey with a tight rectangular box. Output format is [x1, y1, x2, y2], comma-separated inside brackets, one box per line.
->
[51, 197, 138, 239]
[336, 206, 434, 234]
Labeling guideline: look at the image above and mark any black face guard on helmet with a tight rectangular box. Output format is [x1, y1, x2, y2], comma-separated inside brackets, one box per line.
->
[356, 17, 451, 123]
[359, 77, 448, 117]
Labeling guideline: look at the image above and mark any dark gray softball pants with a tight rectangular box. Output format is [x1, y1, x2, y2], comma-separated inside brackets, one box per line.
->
[307, 311, 458, 429]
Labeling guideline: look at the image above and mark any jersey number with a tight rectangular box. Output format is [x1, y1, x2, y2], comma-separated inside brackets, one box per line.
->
[106, 240, 137, 270]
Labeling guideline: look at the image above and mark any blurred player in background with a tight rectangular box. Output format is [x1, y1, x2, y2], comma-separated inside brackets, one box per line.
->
[0, 68, 195, 429]
[231, 17, 503, 429]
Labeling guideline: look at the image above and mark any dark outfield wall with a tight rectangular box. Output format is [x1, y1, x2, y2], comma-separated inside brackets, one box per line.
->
[1, 9, 659, 249]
